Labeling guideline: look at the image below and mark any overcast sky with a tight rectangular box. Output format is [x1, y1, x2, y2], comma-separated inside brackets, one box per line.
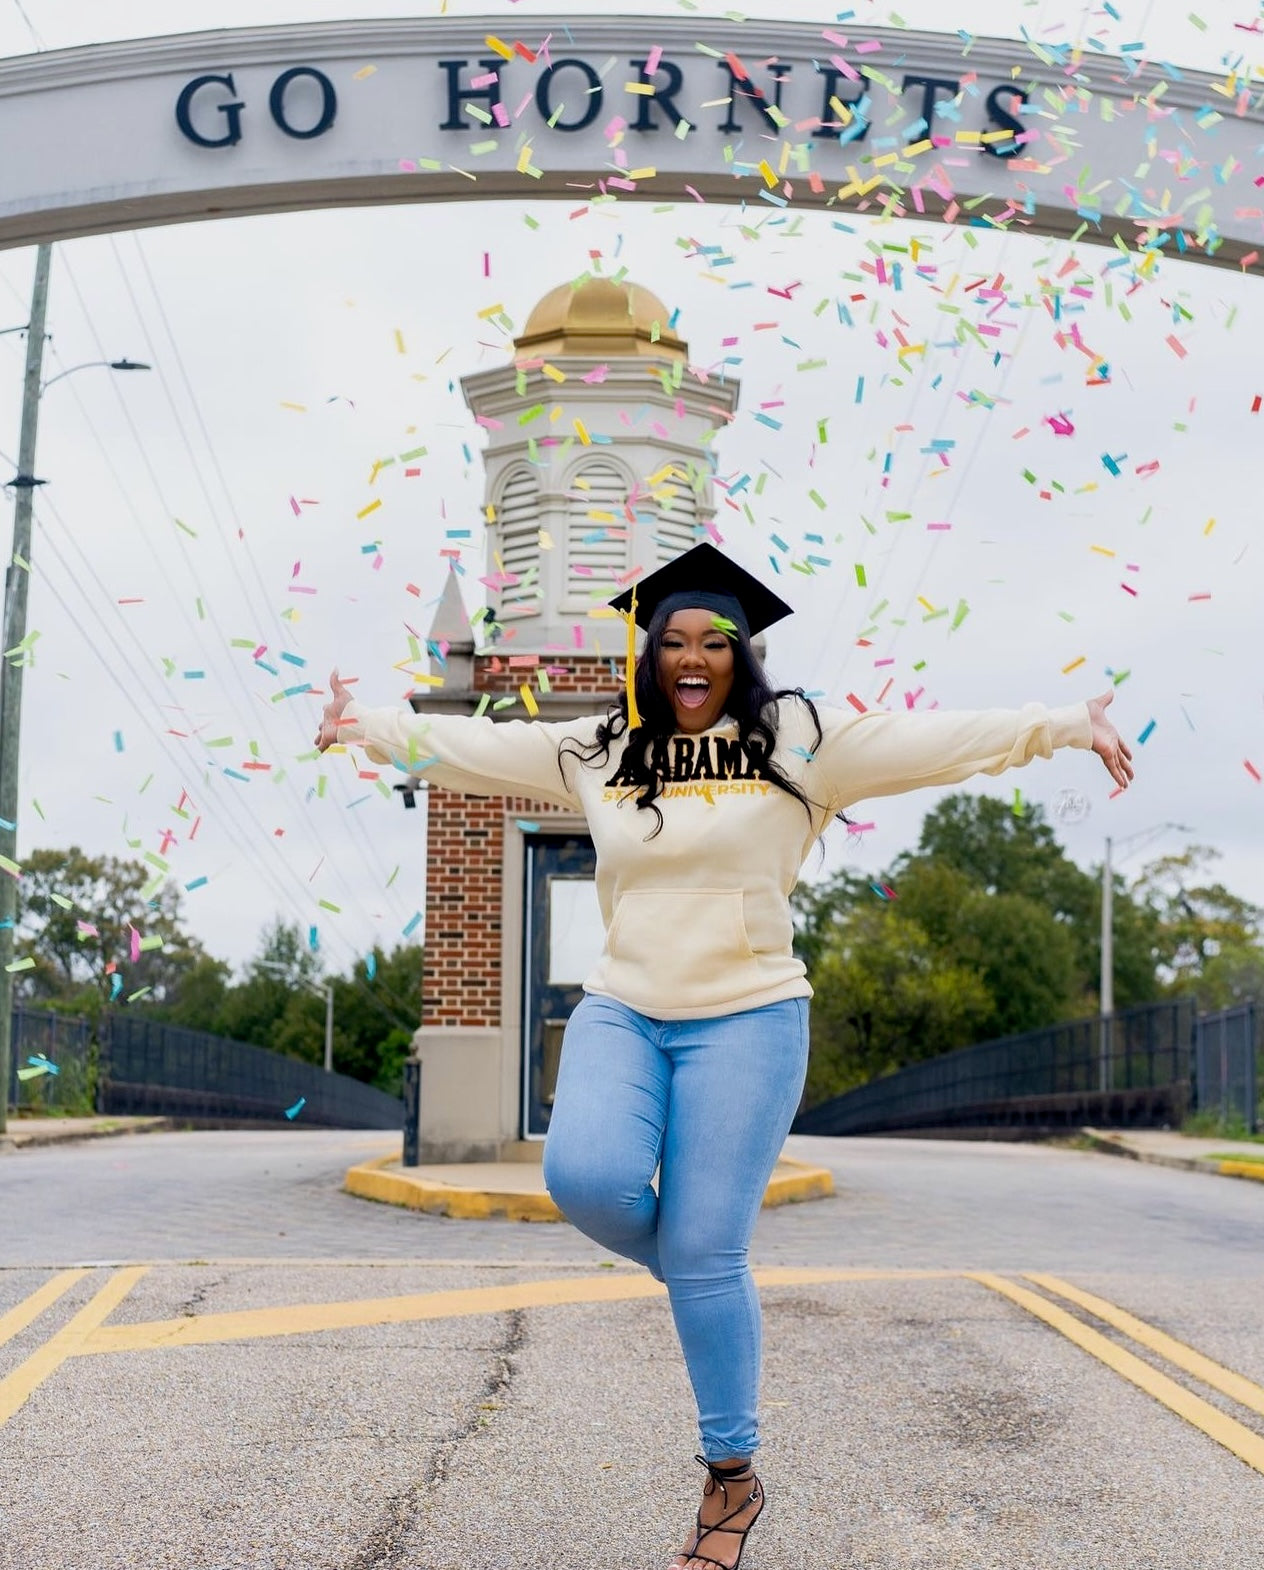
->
[2, 0, 1262, 984]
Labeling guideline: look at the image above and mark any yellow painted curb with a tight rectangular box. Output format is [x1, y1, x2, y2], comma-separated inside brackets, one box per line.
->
[344, 1152, 834, 1222]
[1217, 1160, 1264, 1182]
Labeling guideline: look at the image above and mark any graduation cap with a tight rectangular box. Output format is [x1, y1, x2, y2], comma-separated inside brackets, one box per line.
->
[607, 543, 794, 727]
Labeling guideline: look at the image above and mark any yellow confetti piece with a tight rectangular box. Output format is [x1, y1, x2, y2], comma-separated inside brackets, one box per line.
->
[520, 684, 539, 717]
[916, 596, 936, 613]
[477, 301, 506, 319]
[1089, 544, 1115, 557]
[394, 328, 406, 354]
[627, 167, 657, 180]
[757, 159, 778, 188]
[352, 65, 377, 80]
[484, 35, 514, 60]
[541, 363, 567, 383]
[624, 81, 656, 95]
[574, 418, 591, 445]
[279, 401, 307, 412]
[1203, 517, 1216, 536]
[1062, 656, 1086, 674]
[357, 499, 382, 519]
[539, 529, 554, 549]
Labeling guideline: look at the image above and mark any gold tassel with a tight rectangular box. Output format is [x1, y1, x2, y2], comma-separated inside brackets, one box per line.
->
[624, 583, 641, 730]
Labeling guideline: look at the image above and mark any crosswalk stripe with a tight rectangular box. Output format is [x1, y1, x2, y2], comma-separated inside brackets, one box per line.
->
[0, 1267, 149, 1430]
[971, 1272, 1264, 1477]
[0, 1269, 90, 1349]
[1027, 1273, 1264, 1422]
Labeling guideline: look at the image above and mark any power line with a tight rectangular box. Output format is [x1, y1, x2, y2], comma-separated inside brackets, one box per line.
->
[24, 480, 423, 1036]
[118, 232, 418, 924]
[50, 248, 414, 937]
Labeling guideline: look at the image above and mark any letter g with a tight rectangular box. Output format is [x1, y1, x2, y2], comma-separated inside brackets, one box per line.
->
[175, 73, 244, 148]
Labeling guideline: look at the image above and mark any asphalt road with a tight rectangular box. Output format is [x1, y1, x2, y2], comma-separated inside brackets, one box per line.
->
[1, 1129, 1262, 1569]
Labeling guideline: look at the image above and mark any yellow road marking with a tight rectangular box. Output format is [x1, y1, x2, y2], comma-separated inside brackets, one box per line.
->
[0, 1269, 90, 1348]
[972, 1272, 1264, 1476]
[0, 1267, 148, 1428]
[78, 1268, 955, 1356]
[1027, 1273, 1264, 1421]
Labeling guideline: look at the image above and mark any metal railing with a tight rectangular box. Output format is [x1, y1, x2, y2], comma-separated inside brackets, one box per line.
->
[6, 1007, 94, 1114]
[99, 1013, 403, 1128]
[794, 999, 1199, 1137]
[1193, 1004, 1257, 1132]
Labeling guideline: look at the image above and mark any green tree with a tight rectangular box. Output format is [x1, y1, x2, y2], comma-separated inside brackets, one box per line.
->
[892, 858, 1083, 1038]
[804, 901, 992, 1106]
[215, 918, 323, 1053]
[1134, 848, 1264, 998]
[902, 793, 1161, 1010]
[14, 846, 208, 1010]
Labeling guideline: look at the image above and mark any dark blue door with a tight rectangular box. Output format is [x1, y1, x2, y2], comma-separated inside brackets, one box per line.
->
[523, 834, 599, 1137]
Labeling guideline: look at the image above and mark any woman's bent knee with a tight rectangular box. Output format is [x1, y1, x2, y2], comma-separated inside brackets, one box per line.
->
[544, 1149, 653, 1225]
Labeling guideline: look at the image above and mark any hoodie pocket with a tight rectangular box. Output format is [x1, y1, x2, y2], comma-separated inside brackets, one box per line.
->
[604, 888, 755, 1008]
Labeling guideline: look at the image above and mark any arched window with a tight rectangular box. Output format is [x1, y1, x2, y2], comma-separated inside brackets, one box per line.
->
[493, 464, 541, 618]
[565, 459, 631, 599]
[654, 464, 701, 564]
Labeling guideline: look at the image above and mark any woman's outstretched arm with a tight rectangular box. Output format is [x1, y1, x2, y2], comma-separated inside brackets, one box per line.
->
[809, 689, 1133, 813]
[314, 669, 594, 811]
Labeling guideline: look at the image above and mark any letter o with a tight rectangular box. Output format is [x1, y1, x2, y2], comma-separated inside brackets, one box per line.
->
[535, 59, 603, 133]
[175, 73, 244, 148]
[268, 66, 337, 140]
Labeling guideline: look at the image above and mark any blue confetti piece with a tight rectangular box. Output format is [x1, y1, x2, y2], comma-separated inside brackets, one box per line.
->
[109, 973, 123, 1001]
[184, 876, 208, 891]
[284, 1097, 306, 1120]
[1137, 718, 1157, 745]
[223, 768, 251, 782]
[515, 819, 540, 833]
[309, 925, 320, 952]
[365, 952, 377, 982]
[113, 731, 125, 752]
[402, 911, 422, 939]
[280, 651, 307, 667]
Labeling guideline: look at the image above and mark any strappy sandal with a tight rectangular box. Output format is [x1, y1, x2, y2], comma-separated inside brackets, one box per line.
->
[673, 1454, 765, 1570]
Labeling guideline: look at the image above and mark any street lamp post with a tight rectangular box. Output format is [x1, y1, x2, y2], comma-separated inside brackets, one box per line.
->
[1098, 821, 1191, 1095]
[0, 243, 150, 1133]
[256, 961, 335, 1074]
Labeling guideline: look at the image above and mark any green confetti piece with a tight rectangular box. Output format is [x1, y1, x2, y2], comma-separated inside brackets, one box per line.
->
[318, 899, 341, 912]
[854, 564, 867, 588]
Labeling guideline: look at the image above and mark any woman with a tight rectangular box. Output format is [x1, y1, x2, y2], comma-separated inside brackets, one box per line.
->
[316, 541, 1133, 1570]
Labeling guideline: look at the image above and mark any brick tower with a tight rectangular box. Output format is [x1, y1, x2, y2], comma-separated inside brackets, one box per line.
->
[408, 276, 739, 1161]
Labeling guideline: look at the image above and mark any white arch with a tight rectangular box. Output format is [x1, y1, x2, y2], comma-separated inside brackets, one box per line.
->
[0, 17, 1258, 268]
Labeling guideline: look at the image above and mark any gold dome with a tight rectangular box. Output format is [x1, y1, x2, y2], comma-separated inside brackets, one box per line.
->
[514, 277, 687, 361]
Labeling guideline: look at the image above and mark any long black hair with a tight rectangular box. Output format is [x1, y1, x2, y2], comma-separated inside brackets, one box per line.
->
[558, 600, 849, 844]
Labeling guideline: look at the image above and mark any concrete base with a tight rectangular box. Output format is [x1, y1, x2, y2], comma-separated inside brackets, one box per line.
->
[346, 1151, 835, 1222]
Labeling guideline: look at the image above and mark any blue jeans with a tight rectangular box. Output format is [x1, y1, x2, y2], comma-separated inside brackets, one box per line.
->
[542, 992, 810, 1462]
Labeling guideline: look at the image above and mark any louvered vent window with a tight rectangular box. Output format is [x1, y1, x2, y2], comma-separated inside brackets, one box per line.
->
[495, 465, 541, 618]
[655, 468, 701, 564]
[566, 460, 630, 600]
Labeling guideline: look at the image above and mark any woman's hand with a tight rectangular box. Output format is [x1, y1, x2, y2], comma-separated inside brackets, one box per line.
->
[314, 668, 354, 752]
[1087, 689, 1134, 791]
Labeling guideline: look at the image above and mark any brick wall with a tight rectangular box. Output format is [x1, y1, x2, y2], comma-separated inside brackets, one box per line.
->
[423, 654, 621, 1029]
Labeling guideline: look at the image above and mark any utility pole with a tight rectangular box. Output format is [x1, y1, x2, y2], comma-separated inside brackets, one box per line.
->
[0, 243, 52, 1134]
[1099, 835, 1114, 1094]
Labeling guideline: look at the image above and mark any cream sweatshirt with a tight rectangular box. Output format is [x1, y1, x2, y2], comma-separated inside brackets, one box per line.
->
[340, 695, 1093, 1021]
